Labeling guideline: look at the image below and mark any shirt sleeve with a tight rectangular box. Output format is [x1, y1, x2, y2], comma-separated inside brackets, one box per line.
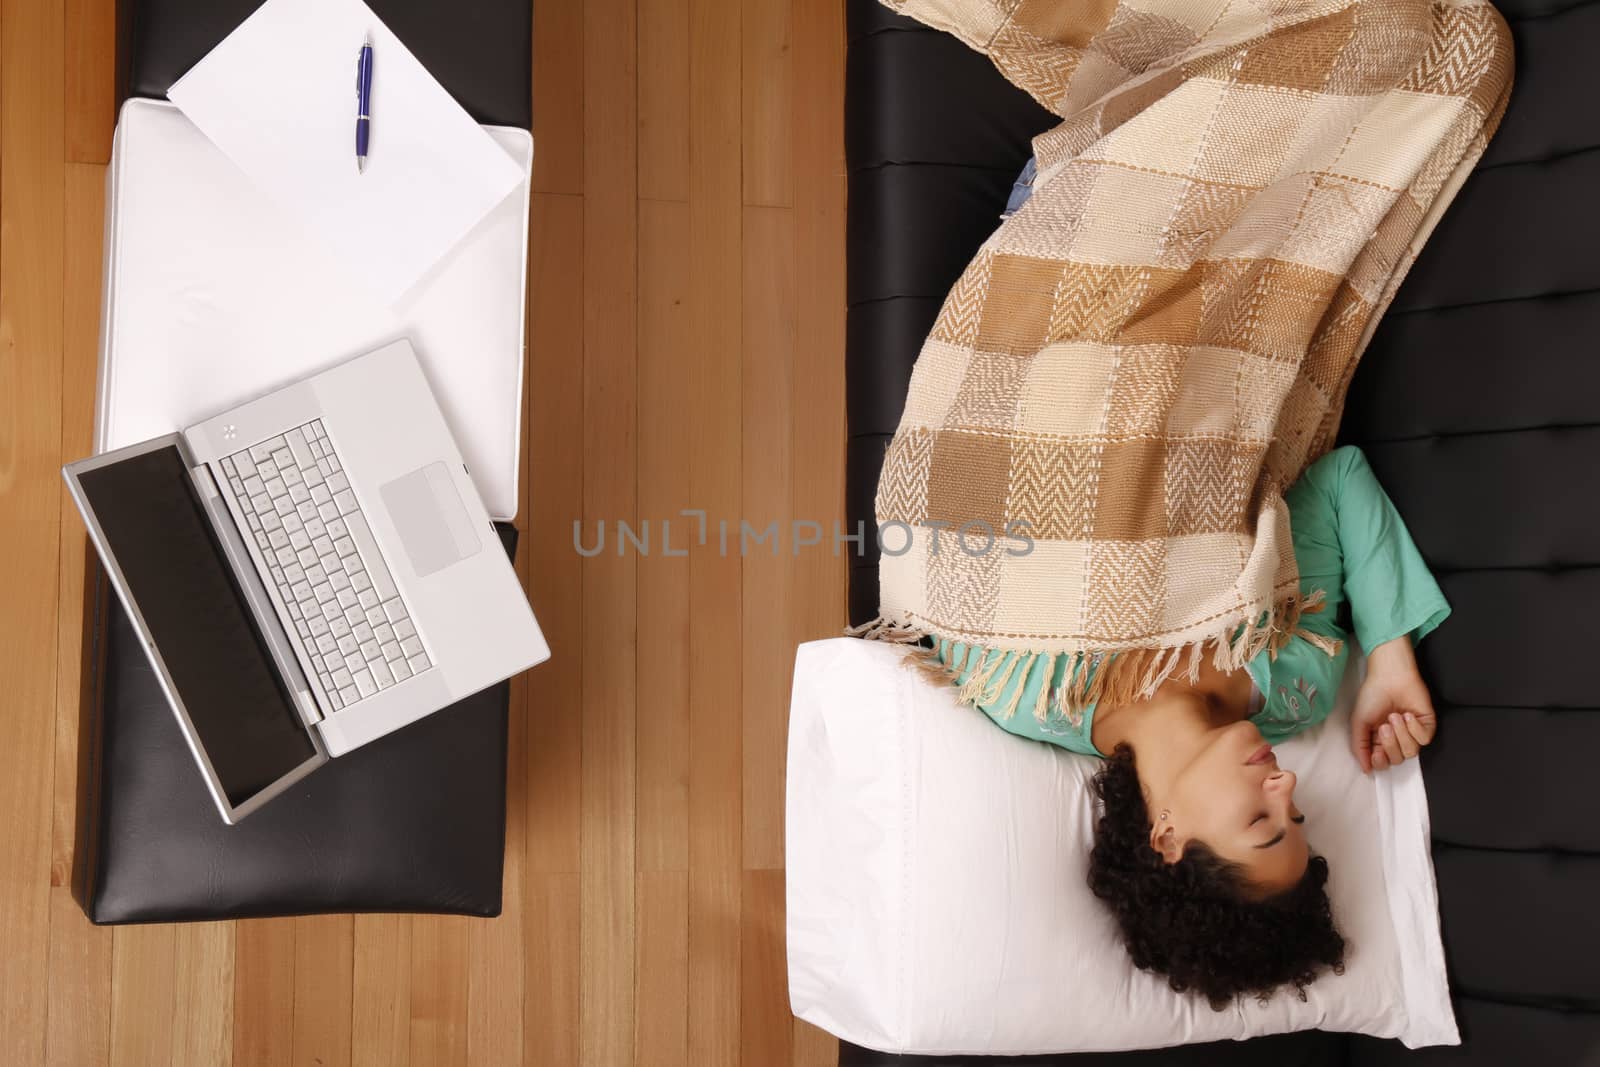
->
[1283, 445, 1452, 656]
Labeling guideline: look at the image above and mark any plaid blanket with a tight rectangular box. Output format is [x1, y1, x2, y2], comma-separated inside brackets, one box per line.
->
[852, 0, 1513, 719]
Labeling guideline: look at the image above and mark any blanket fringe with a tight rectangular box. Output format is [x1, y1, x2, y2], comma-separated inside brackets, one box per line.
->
[841, 587, 1343, 719]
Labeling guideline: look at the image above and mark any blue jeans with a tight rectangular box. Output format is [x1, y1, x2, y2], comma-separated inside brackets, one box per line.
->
[1000, 155, 1038, 219]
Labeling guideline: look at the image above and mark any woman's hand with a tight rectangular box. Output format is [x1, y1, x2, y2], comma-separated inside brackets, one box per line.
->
[1349, 636, 1438, 773]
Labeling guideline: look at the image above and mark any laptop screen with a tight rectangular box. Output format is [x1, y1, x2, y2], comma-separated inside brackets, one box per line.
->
[75, 445, 318, 807]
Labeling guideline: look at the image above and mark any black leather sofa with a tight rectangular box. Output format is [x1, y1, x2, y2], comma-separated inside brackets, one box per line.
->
[73, 0, 532, 923]
[841, 0, 1600, 1062]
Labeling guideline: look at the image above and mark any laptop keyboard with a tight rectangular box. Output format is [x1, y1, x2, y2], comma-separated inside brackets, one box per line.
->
[218, 419, 432, 711]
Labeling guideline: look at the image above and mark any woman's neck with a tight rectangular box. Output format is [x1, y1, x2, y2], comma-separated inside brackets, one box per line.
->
[1092, 667, 1251, 788]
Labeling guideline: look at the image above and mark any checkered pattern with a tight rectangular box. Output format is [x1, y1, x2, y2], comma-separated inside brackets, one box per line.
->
[864, 0, 1513, 711]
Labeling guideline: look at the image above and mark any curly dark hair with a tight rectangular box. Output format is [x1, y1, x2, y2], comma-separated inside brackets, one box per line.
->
[1086, 743, 1346, 1010]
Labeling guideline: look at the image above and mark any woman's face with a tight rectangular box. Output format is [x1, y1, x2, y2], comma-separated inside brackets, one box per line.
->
[1152, 720, 1309, 895]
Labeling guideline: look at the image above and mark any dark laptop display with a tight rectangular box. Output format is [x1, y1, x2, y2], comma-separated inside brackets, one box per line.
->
[76, 445, 317, 805]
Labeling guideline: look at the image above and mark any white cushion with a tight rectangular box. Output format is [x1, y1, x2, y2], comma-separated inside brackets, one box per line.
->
[95, 98, 530, 520]
[785, 637, 1458, 1055]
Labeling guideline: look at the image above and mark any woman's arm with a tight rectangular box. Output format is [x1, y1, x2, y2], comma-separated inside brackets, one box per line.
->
[1284, 446, 1451, 772]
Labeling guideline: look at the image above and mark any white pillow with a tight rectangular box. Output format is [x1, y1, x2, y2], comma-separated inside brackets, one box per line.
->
[785, 638, 1458, 1055]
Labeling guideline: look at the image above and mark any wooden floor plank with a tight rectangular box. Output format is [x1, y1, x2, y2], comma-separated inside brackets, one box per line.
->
[639, 0, 689, 202]
[581, 0, 640, 1058]
[351, 915, 411, 1067]
[409, 916, 470, 1066]
[172, 922, 235, 1067]
[740, 204, 797, 872]
[636, 197, 692, 877]
[233, 918, 296, 1067]
[635, 870, 689, 1067]
[293, 915, 353, 1067]
[687, 0, 745, 1062]
[523, 188, 585, 1067]
[43, 159, 111, 1067]
[0, 0, 67, 1062]
[63, 0, 114, 164]
[524, 873, 580, 1067]
[532, 0, 583, 196]
[109, 925, 176, 1066]
[742, 0, 794, 207]
[741, 869, 792, 1067]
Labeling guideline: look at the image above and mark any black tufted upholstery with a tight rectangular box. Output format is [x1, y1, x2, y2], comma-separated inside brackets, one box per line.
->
[841, 0, 1600, 1060]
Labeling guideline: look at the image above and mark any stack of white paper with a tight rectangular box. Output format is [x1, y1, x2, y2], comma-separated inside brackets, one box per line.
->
[168, 0, 524, 304]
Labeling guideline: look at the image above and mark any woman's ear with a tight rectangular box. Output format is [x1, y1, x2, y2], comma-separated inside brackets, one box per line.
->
[1148, 823, 1183, 864]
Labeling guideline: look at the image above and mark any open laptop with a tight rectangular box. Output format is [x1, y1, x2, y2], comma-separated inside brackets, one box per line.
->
[63, 338, 549, 823]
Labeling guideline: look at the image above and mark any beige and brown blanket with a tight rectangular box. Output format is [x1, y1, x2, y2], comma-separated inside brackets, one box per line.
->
[852, 0, 1513, 718]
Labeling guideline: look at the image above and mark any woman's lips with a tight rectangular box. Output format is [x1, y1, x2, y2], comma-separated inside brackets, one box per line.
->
[1246, 743, 1274, 766]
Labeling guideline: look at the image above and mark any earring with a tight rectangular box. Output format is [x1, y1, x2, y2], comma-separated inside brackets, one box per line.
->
[1159, 810, 1169, 821]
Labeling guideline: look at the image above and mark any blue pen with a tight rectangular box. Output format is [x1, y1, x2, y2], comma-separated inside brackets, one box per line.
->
[355, 34, 373, 173]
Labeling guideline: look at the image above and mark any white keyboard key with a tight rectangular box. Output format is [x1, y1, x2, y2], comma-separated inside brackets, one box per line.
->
[263, 477, 285, 498]
[327, 518, 348, 540]
[365, 606, 386, 628]
[336, 587, 359, 610]
[311, 484, 332, 506]
[370, 659, 394, 688]
[272, 448, 293, 471]
[408, 652, 430, 674]
[243, 476, 264, 497]
[334, 489, 358, 515]
[328, 472, 350, 495]
[339, 685, 360, 706]
[390, 657, 412, 681]
[332, 667, 353, 689]
[318, 500, 340, 522]
[330, 616, 351, 638]
[400, 635, 423, 659]
[353, 670, 377, 698]
[382, 598, 408, 623]
[342, 510, 397, 600]
[307, 614, 329, 637]
[357, 587, 378, 610]
[337, 635, 359, 658]
[394, 618, 415, 641]
[234, 453, 256, 479]
[288, 483, 310, 505]
[285, 427, 313, 469]
[329, 570, 351, 592]
[353, 622, 374, 643]
[328, 689, 344, 711]
[316, 633, 338, 655]
[289, 529, 310, 552]
[373, 622, 394, 645]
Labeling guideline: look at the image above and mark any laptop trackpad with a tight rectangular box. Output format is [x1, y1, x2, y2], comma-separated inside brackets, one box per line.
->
[379, 462, 482, 578]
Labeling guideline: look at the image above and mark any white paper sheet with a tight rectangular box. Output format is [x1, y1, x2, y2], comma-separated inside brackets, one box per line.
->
[168, 0, 524, 304]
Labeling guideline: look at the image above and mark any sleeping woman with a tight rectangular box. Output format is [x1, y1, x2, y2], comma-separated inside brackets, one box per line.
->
[856, 0, 1509, 1020]
[933, 440, 1450, 1011]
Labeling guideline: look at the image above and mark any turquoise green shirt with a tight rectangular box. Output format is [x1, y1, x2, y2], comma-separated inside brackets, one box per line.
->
[934, 445, 1451, 757]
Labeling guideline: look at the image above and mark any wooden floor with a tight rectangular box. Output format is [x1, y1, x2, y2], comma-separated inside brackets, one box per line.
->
[0, 0, 847, 1062]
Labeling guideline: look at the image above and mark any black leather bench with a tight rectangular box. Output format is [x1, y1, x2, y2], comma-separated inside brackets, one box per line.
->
[73, 0, 532, 924]
[842, 0, 1600, 1062]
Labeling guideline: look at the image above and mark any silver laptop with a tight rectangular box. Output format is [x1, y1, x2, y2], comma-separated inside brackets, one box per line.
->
[63, 338, 549, 823]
